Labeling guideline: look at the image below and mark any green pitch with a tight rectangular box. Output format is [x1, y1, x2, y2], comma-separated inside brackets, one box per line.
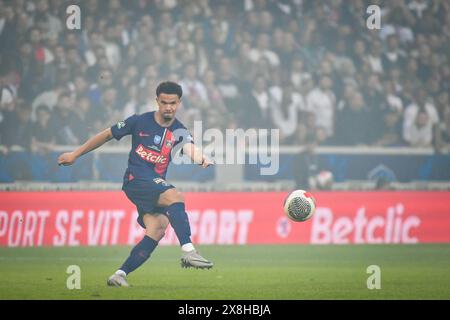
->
[0, 244, 449, 300]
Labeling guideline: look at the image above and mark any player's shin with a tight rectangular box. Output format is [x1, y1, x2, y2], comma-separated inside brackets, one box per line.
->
[119, 235, 159, 275]
[166, 202, 194, 251]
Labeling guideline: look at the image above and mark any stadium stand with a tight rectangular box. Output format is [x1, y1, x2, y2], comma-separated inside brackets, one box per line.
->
[0, 0, 449, 187]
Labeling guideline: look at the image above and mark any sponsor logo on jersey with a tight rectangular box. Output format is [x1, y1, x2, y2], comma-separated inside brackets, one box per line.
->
[117, 121, 125, 129]
[135, 144, 167, 164]
[139, 132, 150, 137]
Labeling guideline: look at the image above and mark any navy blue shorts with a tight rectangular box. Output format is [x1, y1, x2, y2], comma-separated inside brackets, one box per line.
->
[122, 170, 174, 229]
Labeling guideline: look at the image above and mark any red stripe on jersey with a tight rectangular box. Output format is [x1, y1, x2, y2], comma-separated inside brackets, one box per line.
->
[153, 130, 174, 175]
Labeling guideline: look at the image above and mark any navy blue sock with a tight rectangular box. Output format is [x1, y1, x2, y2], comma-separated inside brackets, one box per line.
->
[167, 202, 192, 246]
[120, 235, 158, 275]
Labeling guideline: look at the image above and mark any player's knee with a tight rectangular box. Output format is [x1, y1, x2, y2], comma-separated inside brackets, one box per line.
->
[146, 224, 166, 241]
[143, 214, 169, 241]
[159, 215, 170, 230]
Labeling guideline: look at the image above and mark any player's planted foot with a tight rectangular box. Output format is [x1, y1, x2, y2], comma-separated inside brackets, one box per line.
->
[181, 250, 214, 269]
[107, 273, 129, 287]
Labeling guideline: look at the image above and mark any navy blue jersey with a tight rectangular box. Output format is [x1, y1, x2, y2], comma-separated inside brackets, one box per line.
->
[111, 111, 192, 180]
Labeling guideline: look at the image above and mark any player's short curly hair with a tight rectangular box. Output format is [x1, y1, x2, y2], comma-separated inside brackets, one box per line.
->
[156, 81, 183, 98]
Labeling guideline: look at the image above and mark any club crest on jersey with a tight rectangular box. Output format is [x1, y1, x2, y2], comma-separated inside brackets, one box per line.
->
[117, 121, 125, 129]
[154, 135, 162, 145]
[165, 138, 174, 147]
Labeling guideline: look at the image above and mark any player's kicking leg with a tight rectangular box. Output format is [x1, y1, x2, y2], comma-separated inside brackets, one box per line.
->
[107, 213, 169, 287]
[158, 188, 214, 269]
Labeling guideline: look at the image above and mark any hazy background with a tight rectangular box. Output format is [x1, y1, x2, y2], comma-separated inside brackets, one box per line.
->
[0, 0, 449, 189]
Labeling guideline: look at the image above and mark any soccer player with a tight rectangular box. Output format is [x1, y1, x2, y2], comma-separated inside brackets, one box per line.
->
[57, 81, 214, 287]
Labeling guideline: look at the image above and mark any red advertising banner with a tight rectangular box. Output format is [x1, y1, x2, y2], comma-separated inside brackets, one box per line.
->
[1, 191, 450, 247]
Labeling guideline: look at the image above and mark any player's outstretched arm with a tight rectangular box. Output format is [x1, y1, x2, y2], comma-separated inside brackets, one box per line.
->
[57, 128, 113, 166]
[182, 143, 214, 168]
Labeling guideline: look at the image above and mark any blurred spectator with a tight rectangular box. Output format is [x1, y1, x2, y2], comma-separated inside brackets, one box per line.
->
[1, 99, 33, 149]
[0, 5, 19, 77]
[417, 43, 434, 81]
[192, 26, 209, 75]
[295, 111, 318, 146]
[30, 85, 63, 121]
[32, 104, 54, 151]
[238, 75, 271, 129]
[332, 39, 355, 75]
[216, 57, 241, 114]
[434, 109, 450, 153]
[75, 97, 93, 140]
[206, 5, 233, 55]
[382, 0, 415, 42]
[0, 82, 15, 113]
[0, 99, 33, 180]
[180, 64, 209, 109]
[93, 87, 121, 133]
[248, 33, 280, 67]
[33, 0, 63, 40]
[367, 40, 384, 74]
[270, 84, 303, 144]
[335, 91, 373, 146]
[382, 34, 407, 70]
[31, 103, 56, 180]
[403, 89, 439, 146]
[19, 28, 55, 102]
[404, 109, 434, 147]
[278, 31, 297, 70]
[384, 81, 404, 113]
[290, 57, 312, 91]
[72, 76, 90, 100]
[435, 91, 450, 119]
[375, 110, 403, 146]
[352, 39, 369, 70]
[48, 92, 81, 145]
[202, 70, 227, 116]
[87, 67, 114, 106]
[306, 76, 336, 138]
[408, 0, 430, 20]
[122, 85, 139, 119]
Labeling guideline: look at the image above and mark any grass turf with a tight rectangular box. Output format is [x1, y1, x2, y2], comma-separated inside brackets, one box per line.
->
[0, 244, 449, 300]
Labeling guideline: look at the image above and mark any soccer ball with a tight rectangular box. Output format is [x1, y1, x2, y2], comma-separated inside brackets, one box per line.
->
[313, 170, 334, 190]
[283, 190, 316, 222]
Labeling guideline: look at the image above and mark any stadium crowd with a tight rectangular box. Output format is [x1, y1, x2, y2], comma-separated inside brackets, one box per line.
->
[0, 0, 450, 154]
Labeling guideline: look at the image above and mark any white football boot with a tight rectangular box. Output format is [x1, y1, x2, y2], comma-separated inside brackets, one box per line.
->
[107, 273, 129, 287]
[181, 250, 214, 269]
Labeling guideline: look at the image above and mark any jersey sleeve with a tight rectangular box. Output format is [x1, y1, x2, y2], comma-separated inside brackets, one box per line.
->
[110, 114, 139, 140]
